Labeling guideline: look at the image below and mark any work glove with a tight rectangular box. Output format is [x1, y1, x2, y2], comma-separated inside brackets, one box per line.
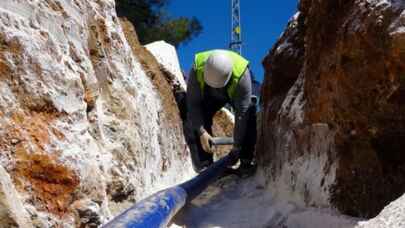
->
[200, 130, 213, 153]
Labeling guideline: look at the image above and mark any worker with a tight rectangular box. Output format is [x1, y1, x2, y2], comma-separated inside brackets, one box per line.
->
[185, 49, 257, 175]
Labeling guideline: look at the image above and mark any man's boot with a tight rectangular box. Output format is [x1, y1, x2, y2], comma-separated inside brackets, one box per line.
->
[236, 159, 257, 178]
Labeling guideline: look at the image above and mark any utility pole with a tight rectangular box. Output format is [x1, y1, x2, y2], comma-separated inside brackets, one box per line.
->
[230, 0, 242, 55]
[230, 0, 261, 102]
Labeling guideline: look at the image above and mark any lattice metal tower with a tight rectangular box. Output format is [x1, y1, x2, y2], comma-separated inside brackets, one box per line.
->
[230, 0, 242, 55]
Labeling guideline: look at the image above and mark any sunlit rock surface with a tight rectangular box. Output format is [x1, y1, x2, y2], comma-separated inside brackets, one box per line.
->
[145, 40, 187, 91]
[356, 194, 405, 228]
[258, 0, 405, 220]
[0, 0, 194, 226]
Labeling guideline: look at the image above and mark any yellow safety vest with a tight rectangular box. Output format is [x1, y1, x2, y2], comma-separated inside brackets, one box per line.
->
[194, 50, 249, 98]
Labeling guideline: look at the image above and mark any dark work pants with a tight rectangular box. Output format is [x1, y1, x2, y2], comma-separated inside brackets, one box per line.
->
[176, 91, 257, 171]
[240, 99, 257, 162]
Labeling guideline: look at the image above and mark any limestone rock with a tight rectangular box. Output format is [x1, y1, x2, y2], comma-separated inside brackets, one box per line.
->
[0, 0, 193, 226]
[258, 0, 405, 218]
[145, 40, 187, 92]
[356, 193, 405, 228]
[72, 199, 103, 228]
[0, 165, 32, 228]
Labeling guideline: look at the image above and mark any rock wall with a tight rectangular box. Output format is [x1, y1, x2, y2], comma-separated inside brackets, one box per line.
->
[356, 194, 405, 227]
[258, 0, 405, 218]
[0, 0, 194, 227]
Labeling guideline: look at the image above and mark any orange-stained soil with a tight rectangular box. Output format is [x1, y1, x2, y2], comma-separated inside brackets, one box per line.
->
[15, 149, 79, 216]
[1, 109, 78, 217]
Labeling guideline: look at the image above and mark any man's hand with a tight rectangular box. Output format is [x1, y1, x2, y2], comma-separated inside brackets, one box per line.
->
[200, 130, 213, 153]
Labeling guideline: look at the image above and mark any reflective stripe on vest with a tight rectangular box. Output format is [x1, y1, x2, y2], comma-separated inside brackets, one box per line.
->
[194, 50, 249, 98]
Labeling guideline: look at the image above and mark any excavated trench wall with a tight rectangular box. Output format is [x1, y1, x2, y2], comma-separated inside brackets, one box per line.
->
[258, 0, 405, 218]
[0, 0, 198, 227]
[0, 1, 235, 226]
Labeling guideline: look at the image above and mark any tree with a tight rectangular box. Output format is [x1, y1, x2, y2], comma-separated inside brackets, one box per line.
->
[116, 0, 203, 47]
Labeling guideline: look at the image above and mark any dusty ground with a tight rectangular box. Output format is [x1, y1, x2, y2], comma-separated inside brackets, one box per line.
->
[172, 173, 358, 228]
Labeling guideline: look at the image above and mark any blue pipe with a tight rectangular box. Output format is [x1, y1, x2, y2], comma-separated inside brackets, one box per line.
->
[103, 151, 239, 228]
[103, 187, 187, 228]
[180, 150, 239, 201]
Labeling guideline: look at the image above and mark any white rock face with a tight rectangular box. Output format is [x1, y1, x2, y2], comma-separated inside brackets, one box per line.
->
[0, 165, 32, 227]
[259, 73, 338, 208]
[356, 194, 405, 228]
[145, 40, 187, 91]
[259, 0, 405, 219]
[0, 0, 193, 226]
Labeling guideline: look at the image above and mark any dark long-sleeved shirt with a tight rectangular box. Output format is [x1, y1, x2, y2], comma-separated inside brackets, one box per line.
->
[186, 67, 252, 148]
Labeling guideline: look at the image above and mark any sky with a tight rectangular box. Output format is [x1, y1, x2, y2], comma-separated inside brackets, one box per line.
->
[167, 0, 299, 82]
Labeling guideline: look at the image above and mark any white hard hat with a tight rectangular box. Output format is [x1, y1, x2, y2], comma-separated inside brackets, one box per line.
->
[204, 51, 233, 88]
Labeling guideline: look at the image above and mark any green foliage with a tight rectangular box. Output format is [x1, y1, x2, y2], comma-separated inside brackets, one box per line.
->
[116, 0, 203, 47]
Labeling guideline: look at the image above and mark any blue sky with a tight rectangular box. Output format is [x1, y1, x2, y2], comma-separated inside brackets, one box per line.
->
[168, 0, 299, 82]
